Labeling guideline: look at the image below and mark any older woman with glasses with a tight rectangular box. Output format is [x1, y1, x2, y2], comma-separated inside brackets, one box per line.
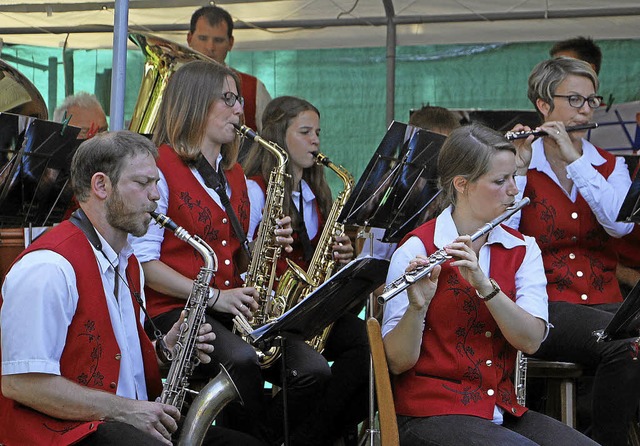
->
[507, 57, 640, 446]
[130, 60, 332, 445]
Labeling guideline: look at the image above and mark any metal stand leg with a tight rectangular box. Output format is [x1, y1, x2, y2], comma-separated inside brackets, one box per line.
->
[359, 227, 380, 446]
[276, 336, 290, 446]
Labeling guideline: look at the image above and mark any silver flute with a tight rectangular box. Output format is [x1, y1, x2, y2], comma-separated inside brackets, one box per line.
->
[505, 123, 598, 140]
[377, 198, 530, 305]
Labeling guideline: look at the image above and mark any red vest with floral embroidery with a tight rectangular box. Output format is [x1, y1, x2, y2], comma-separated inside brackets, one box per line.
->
[518, 147, 621, 305]
[146, 145, 250, 318]
[0, 221, 161, 446]
[392, 220, 528, 419]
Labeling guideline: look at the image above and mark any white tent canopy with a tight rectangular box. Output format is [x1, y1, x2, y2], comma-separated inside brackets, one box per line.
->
[2, 0, 640, 51]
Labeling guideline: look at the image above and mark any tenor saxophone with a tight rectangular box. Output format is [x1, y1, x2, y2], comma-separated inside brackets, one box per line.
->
[274, 152, 355, 353]
[151, 212, 242, 446]
[231, 124, 289, 367]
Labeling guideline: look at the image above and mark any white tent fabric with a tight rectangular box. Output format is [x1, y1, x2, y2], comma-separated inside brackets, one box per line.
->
[2, 0, 640, 51]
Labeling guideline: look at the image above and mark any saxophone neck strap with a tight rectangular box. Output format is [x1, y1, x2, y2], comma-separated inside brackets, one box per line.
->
[196, 155, 251, 260]
[69, 208, 171, 359]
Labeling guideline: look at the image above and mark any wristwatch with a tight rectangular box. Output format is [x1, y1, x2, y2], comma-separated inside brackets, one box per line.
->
[476, 278, 501, 301]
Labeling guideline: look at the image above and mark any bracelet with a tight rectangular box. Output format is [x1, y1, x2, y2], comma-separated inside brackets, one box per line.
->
[208, 287, 222, 309]
[476, 278, 501, 302]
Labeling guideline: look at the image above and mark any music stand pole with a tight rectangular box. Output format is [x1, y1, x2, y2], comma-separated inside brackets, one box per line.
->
[359, 226, 380, 446]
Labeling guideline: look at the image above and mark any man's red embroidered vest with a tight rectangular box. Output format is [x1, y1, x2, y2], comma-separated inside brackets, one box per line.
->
[0, 221, 161, 446]
[392, 220, 528, 419]
[249, 175, 323, 275]
[237, 72, 258, 130]
[518, 148, 621, 305]
[147, 145, 250, 318]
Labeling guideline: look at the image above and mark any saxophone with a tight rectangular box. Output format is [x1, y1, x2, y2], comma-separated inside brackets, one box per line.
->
[231, 124, 289, 367]
[274, 152, 355, 353]
[151, 212, 241, 446]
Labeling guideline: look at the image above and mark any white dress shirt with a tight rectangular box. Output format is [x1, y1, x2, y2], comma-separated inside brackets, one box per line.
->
[507, 138, 634, 237]
[1, 231, 148, 400]
[246, 178, 319, 242]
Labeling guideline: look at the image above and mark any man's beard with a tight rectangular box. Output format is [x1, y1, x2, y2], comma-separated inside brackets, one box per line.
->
[105, 189, 150, 237]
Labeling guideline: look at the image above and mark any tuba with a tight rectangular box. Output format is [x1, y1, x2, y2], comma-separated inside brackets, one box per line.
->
[151, 212, 242, 446]
[0, 58, 48, 120]
[128, 32, 213, 135]
[232, 124, 289, 367]
[275, 152, 355, 353]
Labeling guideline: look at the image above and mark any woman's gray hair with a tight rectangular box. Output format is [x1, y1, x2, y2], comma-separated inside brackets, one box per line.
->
[53, 92, 105, 123]
[527, 57, 599, 118]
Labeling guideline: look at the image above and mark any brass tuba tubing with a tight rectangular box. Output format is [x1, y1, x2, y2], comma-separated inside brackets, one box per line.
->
[377, 198, 530, 305]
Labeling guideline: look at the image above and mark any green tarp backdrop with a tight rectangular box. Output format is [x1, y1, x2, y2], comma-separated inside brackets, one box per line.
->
[3, 39, 640, 193]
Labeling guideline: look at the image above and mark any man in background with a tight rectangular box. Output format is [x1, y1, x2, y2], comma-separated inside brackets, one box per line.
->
[550, 36, 602, 75]
[409, 104, 460, 136]
[53, 92, 108, 139]
[187, 5, 271, 141]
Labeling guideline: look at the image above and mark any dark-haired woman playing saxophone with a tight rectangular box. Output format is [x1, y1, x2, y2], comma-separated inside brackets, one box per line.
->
[382, 124, 596, 445]
[243, 96, 368, 446]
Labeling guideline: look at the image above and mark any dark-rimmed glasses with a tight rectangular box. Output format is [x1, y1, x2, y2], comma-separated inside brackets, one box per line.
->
[221, 91, 244, 108]
[553, 94, 603, 109]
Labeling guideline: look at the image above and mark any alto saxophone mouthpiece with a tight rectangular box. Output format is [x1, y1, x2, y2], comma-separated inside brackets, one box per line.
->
[233, 123, 258, 141]
[150, 212, 179, 232]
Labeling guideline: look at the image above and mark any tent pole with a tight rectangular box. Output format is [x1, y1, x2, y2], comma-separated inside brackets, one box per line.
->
[110, 0, 129, 130]
[384, 0, 396, 127]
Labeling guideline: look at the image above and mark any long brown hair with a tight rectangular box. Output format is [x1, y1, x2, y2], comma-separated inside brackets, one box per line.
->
[242, 96, 332, 227]
[153, 60, 240, 169]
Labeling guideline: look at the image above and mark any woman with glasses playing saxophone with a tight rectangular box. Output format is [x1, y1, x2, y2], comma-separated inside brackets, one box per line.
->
[243, 96, 369, 446]
[130, 60, 293, 445]
[382, 124, 597, 446]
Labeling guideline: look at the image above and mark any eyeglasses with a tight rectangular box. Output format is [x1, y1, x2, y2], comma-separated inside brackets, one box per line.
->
[221, 91, 244, 108]
[553, 94, 603, 109]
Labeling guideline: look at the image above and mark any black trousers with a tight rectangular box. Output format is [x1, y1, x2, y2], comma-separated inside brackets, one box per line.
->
[151, 308, 331, 445]
[76, 420, 265, 446]
[288, 312, 371, 446]
[533, 301, 640, 446]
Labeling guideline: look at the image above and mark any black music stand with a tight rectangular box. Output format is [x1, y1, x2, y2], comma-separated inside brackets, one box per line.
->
[617, 167, 640, 223]
[248, 257, 389, 348]
[0, 112, 80, 228]
[247, 256, 388, 446]
[339, 121, 445, 243]
[594, 280, 640, 342]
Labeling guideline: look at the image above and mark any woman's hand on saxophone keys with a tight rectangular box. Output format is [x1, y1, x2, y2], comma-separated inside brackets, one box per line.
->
[275, 216, 294, 252]
[208, 287, 259, 320]
[332, 234, 354, 265]
[164, 311, 217, 364]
